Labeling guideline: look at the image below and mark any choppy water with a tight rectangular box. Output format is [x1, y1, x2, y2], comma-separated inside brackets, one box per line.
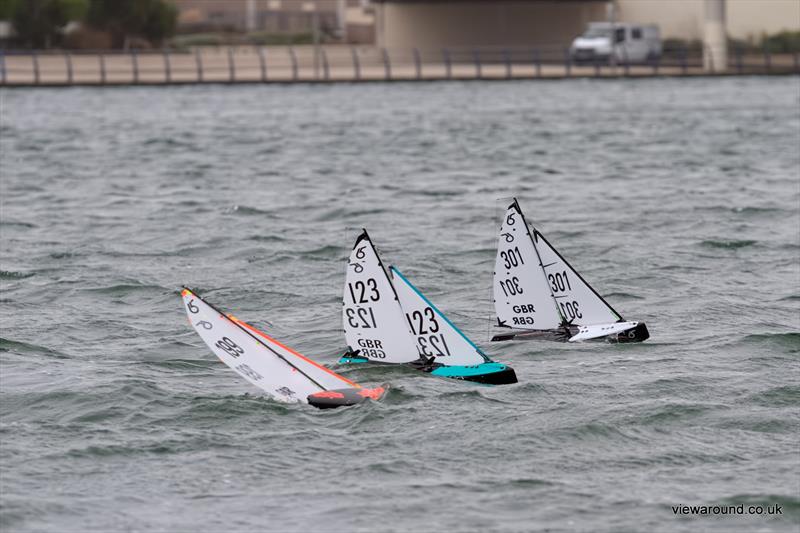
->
[1, 77, 799, 533]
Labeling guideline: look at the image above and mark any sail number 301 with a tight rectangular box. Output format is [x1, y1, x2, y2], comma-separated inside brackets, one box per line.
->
[500, 247, 525, 269]
[548, 271, 572, 293]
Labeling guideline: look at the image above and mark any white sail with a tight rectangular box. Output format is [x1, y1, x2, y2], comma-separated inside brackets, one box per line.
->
[342, 231, 419, 363]
[390, 267, 487, 367]
[182, 289, 352, 403]
[229, 315, 361, 391]
[493, 201, 562, 330]
[532, 229, 623, 326]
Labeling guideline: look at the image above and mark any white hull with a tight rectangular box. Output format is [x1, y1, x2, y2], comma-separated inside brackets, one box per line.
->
[492, 321, 648, 343]
[568, 322, 641, 342]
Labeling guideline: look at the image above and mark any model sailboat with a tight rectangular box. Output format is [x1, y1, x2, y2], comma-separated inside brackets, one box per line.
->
[181, 288, 385, 409]
[340, 230, 517, 385]
[491, 199, 649, 343]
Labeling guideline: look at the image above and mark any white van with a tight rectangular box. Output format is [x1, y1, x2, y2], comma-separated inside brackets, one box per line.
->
[570, 22, 661, 64]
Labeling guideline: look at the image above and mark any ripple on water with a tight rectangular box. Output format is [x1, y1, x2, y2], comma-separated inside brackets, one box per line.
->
[739, 332, 800, 352]
[0, 337, 70, 359]
[225, 205, 279, 217]
[1, 78, 799, 533]
[699, 239, 759, 250]
[0, 270, 35, 280]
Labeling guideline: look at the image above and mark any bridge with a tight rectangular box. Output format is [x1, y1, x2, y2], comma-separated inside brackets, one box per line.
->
[374, 0, 607, 50]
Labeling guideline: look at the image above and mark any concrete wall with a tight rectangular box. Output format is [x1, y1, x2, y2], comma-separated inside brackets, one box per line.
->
[375, 1, 607, 50]
[616, 0, 800, 41]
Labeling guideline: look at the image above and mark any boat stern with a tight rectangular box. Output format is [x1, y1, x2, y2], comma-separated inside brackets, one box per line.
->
[614, 322, 649, 343]
[307, 385, 387, 409]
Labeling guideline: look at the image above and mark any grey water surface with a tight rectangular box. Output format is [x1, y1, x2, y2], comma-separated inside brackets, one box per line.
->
[1, 77, 799, 533]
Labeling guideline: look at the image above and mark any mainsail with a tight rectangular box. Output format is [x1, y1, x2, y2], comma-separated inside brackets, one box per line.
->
[342, 231, 419, 363]
[532, 229, 623, 325]
[390, 266, 488, 367]
[182, 288, 357, 403]
[493, 201, 563, 330]
[493, 198, 626, 332]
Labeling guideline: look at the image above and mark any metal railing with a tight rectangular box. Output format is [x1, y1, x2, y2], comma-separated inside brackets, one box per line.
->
[1, 44, 798, 86]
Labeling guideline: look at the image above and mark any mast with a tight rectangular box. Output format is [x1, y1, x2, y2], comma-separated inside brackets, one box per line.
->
[184, 288, 329, 391]
[511, 199, 568, 327]
[358, 229, 402, 303]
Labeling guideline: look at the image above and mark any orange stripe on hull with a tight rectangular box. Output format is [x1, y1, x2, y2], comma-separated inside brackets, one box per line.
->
[231, 317, 360, 388]
[358, 387, 385, 400]
[309, 391, 345, 400]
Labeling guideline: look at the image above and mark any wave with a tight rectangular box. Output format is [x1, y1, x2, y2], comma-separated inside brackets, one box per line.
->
[140, 358, 221, 371]
[182, 394, 296, 419]
[81, 282, 167, 296]
[636, 403, 714, 425]
[740, 332, 800, 351]
[731, 206, 783, 215]
[296, 245, 343, 260]
[64, 440, 203, 459]
[142, 137, 196, 149]
[699, 239, 758, 249]
[224, 205, 278, 217]
[245, 234, 286, 243]
[748, 385, 800, 408]
[436, 389, 509, 404]
[0, 270, 35, 280]
[48, 251, 81, 259]
[556, 421, 643, 443]
[313, 207, 387, 222]
[0, 220, 36, 229]
[714, 493, 800, 516]
[695, 205, 784, 216]
[397, 188, 466, 198]
[0, 337, 69, 359]
[604, 291, 644, 300]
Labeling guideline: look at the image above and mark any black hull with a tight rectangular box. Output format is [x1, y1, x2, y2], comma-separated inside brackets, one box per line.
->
[616, 322, 650, 343]
[307, 386, 386, 409]
[454, 366, 518, 385]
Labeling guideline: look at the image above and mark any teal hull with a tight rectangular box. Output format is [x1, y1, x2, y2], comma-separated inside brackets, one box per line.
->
[338, 355, 371, 364]
[430, 362, 517, 385]
[338, 355, 517, 385]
